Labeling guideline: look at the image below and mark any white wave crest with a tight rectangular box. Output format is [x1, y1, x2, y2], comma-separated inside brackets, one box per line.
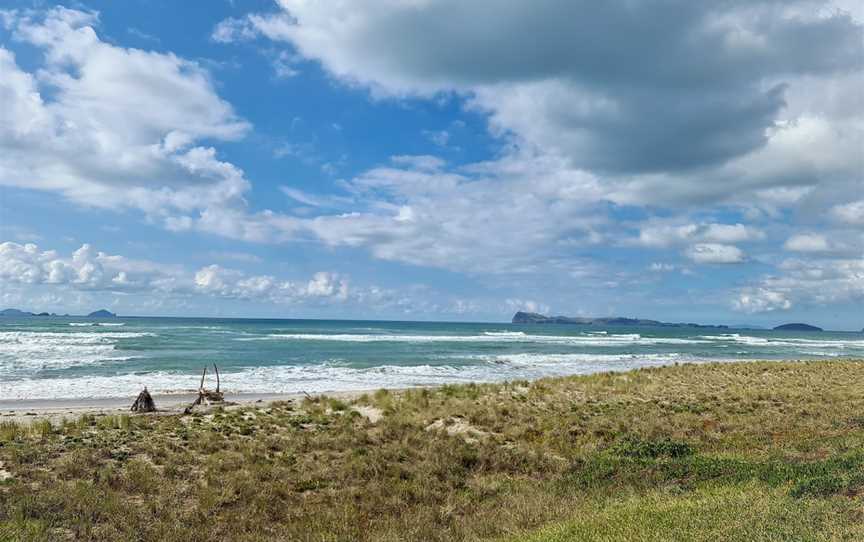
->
[0, 331, 152, 375]
[235, 332, 712, 346]
[699, 334, 864, 350]
[1, 353, 702, 400]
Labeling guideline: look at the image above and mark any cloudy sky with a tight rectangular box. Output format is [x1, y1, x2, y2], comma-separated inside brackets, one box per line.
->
[0, 0, 862, 328]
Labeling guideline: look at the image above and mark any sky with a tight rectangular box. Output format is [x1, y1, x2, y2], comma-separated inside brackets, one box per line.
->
[0, 0, 862, 329]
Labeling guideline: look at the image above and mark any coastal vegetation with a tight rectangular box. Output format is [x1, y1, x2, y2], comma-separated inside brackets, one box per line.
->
[2, 360, 864, 541]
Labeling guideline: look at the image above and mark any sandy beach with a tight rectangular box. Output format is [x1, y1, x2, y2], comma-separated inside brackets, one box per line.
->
[0, 389, 374, 425]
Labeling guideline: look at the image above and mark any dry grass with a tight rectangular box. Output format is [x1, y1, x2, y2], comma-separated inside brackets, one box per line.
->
[2, 360, 864, 541]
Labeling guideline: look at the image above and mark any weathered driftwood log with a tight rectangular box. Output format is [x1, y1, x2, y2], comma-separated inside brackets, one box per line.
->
[184, 364, 225, 414]
[130, 387, 156, 412]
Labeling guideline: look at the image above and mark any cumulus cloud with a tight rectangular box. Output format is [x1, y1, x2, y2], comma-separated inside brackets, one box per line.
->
[685, 243, 746, 264]
[0, 241, 511, 316]
[292, 153, 608, 273]
[784, 233, 831, 252]
[237, 0, 862, 175]
[0, 7, 251, 225]
[734, 288, 792, 313]
[0, 241, 182, 291]
[506, 298, 550, 315]
[637, 222, 764, 248]
[0, 241, 350, 305]
[831, 200, 864, 225]
[193, 265, 349, 303]
[735, 257, 864, 312]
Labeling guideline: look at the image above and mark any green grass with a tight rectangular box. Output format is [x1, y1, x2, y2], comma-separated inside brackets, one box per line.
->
[2, 360, 864, 541]
[513, 484, 863, 542]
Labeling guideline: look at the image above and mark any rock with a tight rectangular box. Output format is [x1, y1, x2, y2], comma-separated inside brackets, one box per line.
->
[773, 323, 823, 332]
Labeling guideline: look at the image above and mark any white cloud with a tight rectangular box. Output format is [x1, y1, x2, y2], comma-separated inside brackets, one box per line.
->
[735, 257, 864, 312]
[0, 241, 350, 305]
[0, 241, 514, 317]
[637, 222, 764, 248]
[0, 241, 182, 291]
[784, 233, 831, 252]
[734, 288, 792, 313]
[0, 8, 251, 226]
[211, 16, 259, 43]
[831, 200, 864, 225]
[648, 263, 677, 273]
[290, 153, 608, 273]
[211, 12, 295, 44]
[685, 243, 746, 264]
[505, 298, 550, 315]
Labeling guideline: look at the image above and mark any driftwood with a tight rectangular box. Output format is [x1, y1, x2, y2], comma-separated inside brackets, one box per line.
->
[130, 387, 156, 412]
[184, 364, 225, 414]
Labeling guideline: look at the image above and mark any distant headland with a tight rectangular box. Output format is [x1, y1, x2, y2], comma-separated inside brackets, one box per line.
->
[0, 308, 117, 318]
[511, 311, 730, 329]
[511, 312, 836, 332]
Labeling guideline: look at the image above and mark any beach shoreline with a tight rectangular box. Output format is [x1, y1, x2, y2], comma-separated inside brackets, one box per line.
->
[5, 357, 861, 424]
[0, 389, 379, 425]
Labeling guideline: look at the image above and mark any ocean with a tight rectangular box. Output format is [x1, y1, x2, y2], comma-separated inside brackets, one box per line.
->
[1, 316, 862, 400]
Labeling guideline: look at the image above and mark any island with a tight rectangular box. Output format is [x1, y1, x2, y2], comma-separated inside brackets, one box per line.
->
[773, 323, 823, 332]
[0, 308, 109, 318]
[87, 309, 117, 318]
[512, 311, 729, 329]
[0, 308, 35, 317]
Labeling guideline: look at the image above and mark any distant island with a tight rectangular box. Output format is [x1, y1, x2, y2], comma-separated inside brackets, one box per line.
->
[512, 311, 729, 329]
[0, 308, 114, 318]
[773, 323, 822, 332]
[0, 308, 39, 317]
[87, 309, 117, 318]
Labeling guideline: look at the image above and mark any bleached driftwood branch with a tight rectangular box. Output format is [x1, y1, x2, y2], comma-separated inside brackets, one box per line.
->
[184, 364, 225, 414]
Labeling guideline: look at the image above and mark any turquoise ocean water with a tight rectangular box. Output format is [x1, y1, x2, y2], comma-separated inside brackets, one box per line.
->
[1, 316, 862, 400]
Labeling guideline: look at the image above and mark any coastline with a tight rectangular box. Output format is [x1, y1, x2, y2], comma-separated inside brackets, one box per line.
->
[3, 357, 859, 424]
[0, 389, 377, 425]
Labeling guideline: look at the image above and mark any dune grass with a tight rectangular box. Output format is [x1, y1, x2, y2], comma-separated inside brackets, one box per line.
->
[2, 360, 864, 541]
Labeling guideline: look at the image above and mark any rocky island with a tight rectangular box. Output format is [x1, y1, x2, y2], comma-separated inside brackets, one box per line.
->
[87, 309, 117, 318]
[773, 323, 823, 332]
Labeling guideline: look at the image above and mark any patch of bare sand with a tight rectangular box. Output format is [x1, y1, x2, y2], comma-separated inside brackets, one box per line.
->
[352, 405, 384, 423]
[425, 416, 488, 443]
[0, 461, 12, 481]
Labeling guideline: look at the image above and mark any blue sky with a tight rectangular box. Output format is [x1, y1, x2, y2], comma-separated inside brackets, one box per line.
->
[0, 0, 862, 329]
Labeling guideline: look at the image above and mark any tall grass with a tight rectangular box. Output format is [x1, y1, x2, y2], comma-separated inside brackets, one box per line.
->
[1, 360, 863, 541]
